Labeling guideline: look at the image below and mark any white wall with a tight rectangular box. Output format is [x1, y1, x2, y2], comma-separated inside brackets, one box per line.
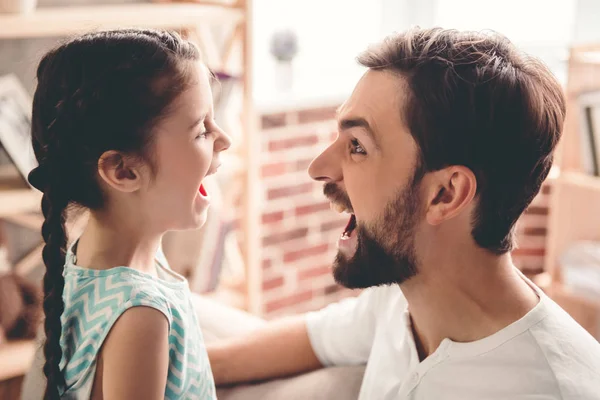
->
[252, 0, 581, 106]
[572, 0, 600, 45]
[252, 0, 384, 107]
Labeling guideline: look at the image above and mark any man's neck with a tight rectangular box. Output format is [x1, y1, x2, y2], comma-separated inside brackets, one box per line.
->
[400, 251, 539, 361]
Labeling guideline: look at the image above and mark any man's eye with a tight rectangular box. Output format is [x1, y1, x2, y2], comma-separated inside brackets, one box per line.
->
[350, 138, 366, 155]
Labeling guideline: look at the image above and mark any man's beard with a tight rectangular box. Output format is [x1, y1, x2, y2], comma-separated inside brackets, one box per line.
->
[329, 170, 423, 289]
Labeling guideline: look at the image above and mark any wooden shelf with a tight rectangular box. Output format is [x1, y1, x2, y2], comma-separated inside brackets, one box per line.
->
[544, 171, 600, 281]
[555, 170, 600, 191]
[0, 340, 36, 381]
[0, 3, 244, 39]
[0, 0, 261, 315]
[0, 189, 41, 218]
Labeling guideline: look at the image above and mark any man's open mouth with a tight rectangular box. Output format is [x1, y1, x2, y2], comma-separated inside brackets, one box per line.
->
[331, 202, 356, 238]
[331, 203, 359, 257]
[343, 214, 357, 238]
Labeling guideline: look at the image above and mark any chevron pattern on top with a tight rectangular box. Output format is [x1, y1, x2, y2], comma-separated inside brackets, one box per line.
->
[57, 247, 217, 399]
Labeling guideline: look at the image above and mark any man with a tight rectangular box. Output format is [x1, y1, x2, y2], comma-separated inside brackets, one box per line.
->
[208, 27, 600, 399]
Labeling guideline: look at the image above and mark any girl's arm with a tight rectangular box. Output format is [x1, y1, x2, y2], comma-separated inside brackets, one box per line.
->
[100, 307, 170, 399]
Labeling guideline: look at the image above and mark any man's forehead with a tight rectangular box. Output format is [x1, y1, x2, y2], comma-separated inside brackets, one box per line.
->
[338, 70, 405, 126]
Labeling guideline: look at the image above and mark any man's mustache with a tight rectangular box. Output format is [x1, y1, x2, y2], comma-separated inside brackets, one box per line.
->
[323, 183, 354, 213]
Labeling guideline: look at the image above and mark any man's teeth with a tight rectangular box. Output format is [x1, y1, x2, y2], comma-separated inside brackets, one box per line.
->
[330, 202, 350, 214]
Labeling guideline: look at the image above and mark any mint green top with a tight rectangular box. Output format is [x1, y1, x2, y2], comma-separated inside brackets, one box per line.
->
[58, 244, 216, 399]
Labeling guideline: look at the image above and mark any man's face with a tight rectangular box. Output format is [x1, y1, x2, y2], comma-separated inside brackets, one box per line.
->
[308, 70, 424, 289]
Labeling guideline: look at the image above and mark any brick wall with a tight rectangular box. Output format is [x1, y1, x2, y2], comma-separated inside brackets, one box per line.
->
[257, 105, 550, 318]
[513, 184, 551, 275]
[258, 105, 359, 319]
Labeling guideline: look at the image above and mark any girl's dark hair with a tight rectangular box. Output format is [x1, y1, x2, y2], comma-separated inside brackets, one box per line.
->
[27, 28, 200, 399]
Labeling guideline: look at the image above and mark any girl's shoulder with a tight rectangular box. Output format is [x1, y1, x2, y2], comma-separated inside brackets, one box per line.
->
[59, 265, 176, 396]
[62, 263, 177, 324]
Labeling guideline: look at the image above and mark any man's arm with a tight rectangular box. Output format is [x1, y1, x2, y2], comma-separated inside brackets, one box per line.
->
[207, 287, 386, 385]
[208, 315, 322, 385]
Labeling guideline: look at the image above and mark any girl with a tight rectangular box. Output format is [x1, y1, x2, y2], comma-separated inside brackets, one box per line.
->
[27, 28, 231, 399]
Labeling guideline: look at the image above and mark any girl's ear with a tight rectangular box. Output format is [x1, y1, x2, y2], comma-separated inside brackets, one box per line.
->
[97, 151, 144, 193]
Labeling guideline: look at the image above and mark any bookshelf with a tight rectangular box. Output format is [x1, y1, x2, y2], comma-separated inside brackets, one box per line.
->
[538, 44, 600, 339]
[0, 0, 262, 382]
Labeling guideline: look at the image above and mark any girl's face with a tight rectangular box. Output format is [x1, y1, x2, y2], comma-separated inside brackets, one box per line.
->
[141, 62, 231, 232]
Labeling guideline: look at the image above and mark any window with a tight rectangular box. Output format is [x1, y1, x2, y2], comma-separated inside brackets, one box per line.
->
[434, 0, 577, 84]
[253, 0, 384, 106]
[253, 0, 577, 105]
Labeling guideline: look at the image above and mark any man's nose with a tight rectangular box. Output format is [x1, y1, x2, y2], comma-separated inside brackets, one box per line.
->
[308, 141, 342, 183]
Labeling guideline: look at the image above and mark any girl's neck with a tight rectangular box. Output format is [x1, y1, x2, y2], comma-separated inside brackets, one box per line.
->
[74, 212, 163, 276]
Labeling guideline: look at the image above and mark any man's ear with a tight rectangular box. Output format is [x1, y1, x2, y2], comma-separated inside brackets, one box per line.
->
[424, 166, 477, 226]
[97, 151, 143, 193]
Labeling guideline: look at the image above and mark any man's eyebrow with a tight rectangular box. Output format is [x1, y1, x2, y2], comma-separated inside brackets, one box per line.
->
[339, 117, 371, 132]
[337, 116, 379, 148]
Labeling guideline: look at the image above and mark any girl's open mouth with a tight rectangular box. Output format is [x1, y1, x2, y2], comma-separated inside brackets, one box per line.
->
[199, 183, 208, 197]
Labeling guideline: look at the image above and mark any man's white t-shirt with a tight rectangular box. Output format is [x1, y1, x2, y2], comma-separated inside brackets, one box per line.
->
[306, 276, 600, 399]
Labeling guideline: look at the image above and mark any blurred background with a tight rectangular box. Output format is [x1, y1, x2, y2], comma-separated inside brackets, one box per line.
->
[2, 0, 600, 396]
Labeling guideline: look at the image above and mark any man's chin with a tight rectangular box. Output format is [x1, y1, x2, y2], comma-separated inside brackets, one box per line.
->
[332, 240, 419, 289]
[332, 252, 385, 289]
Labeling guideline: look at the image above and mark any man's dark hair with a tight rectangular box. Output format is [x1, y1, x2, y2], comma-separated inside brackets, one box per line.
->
[358, 27, 566, 254]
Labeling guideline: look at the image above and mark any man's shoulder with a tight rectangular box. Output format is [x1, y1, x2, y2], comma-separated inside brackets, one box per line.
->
[369, 283, 407, 302]
[357, 284, 408, 314]
[527, 300, 600, 398]
[306, 284, 407, 332]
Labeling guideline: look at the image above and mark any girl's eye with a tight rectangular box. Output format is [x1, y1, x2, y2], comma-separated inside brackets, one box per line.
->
[195, 128, 212, 140]
[196, 119, 218, 140]
[350, 138, 366, 155]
